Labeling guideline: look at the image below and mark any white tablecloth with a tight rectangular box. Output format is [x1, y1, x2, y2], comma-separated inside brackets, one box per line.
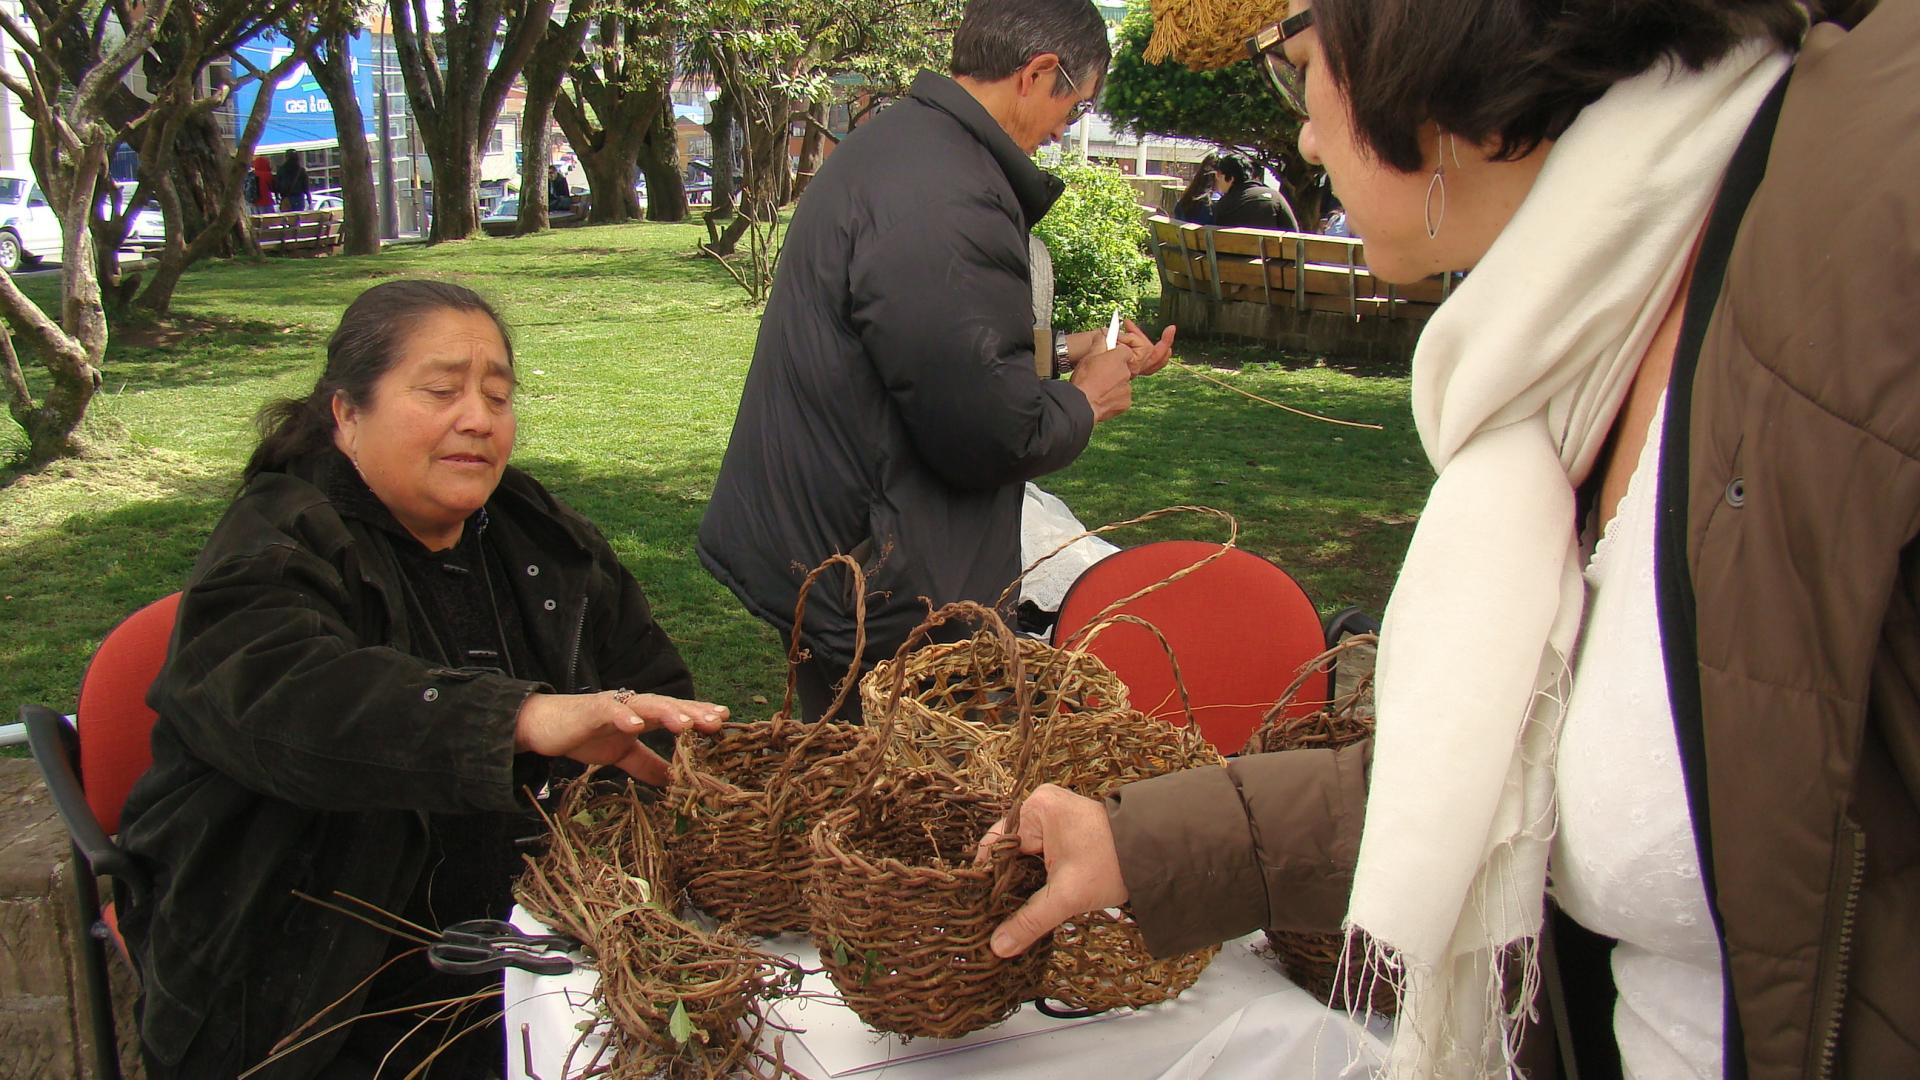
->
[503, 908, 1388, 1079]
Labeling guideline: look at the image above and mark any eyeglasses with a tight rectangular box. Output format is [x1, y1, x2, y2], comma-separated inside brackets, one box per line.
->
[1055, 64, 1095, 125]
[1246, 9, 1315, 118]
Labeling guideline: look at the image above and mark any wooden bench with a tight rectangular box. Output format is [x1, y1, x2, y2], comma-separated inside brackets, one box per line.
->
[255, 208, 343, 256]
[1147, 214, 1454, 363]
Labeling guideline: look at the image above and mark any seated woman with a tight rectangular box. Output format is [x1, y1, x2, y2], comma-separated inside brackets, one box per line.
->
[1171, 153, 1221, 224]
[116, 279, 728, 1078]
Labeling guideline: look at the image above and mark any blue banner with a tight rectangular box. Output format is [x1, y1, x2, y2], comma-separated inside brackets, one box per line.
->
[230, 30, 378, 151]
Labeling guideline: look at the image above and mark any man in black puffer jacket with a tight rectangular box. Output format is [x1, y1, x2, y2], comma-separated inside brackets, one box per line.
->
[700, 0, 1169, 717]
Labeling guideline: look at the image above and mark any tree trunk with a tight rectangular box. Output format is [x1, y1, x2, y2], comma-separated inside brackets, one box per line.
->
[791, 99, 828, 202]
[422, 118, 484, 243]
[516, 15, 589, 236]
[638, 99, 687, 222]
[310, 31, 380, 256]
[577, 141, 642, 223]
[704, 90, 738, 218]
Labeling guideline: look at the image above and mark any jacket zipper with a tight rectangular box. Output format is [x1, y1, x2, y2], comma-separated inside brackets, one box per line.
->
[1813, 822, 1865, 1079]
[563, 597, 589, 691]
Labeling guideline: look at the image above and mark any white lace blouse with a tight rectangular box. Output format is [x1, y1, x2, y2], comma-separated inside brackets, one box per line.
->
[1551, 397, 1727, 1079]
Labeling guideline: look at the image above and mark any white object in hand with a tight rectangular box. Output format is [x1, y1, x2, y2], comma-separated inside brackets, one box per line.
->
[1104, 308, 1121, 351]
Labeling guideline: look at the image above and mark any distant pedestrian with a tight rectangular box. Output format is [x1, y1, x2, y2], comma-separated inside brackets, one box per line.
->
[275, 151, 311, 212]
[547, 165, 572, 213]
[246, 156, 275, 215]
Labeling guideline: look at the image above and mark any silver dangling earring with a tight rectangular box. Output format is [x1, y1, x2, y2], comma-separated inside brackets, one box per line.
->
[1425, 132, 1454, 240]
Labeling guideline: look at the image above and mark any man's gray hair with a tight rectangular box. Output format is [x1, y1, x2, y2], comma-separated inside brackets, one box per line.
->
[950, 0, 1111, 94]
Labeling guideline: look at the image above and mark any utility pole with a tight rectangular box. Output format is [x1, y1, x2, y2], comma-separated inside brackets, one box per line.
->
[377, 25, 397, 239]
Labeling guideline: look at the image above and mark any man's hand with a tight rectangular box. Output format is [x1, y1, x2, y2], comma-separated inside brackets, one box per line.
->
[1070, 347, 1134, 423]
[1119, 319, 1175, 377]
[975, 783, 1130, 958]
[514, 691, 729, 786]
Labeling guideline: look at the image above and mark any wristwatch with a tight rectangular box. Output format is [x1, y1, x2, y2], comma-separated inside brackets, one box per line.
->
[1051, 330, 1073, 378]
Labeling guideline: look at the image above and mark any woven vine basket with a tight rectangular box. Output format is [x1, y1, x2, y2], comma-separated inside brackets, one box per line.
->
[1014, 705, 1228, 1011]
[1242, 633, 1398, 1016]
[807, 603, 1057, 1039]
[1146, 0, 1290, 71]
[666, 555, 881, 935]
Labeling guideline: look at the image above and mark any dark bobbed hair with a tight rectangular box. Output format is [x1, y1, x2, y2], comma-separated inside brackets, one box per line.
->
[950, 0, 1112, 95]
[1314, 0, 1806, 173]
[244, 280, 515, 483]
[1215, 153, 1257, 185]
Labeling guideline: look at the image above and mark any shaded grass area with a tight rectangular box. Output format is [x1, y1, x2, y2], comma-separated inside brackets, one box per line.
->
[1, 225, 1427, 731]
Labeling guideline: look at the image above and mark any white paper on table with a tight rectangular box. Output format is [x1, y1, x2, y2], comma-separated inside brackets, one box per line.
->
[504, 908, 1391, 1080]
[503, 909, 612, 1078]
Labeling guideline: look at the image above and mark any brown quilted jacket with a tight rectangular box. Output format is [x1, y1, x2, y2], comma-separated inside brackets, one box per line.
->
[1108, 6, 1920, 1077]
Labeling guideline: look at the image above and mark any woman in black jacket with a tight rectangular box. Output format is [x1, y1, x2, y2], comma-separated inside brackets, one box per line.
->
[117, 280, 727, 1078]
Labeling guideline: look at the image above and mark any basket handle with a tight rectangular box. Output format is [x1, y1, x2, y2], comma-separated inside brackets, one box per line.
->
[772, 554, 870, 736]
[1244, 632, 1379, 752]
[995, 504, 1239, 614]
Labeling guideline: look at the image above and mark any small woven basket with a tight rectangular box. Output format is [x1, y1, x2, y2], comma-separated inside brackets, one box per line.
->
[1242, 633, 1398, 1016]
[667, 555, 881, 935]
[808, 603, 1055, 1039]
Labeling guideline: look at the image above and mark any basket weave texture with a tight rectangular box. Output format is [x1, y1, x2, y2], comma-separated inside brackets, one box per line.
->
[667, 555, 878, 934]
[1241, 633, 1399, 1017]
[807, 603, 1054, 1039]
[1146, 0, 1291, 71]
[806, 766, 1051, 1038]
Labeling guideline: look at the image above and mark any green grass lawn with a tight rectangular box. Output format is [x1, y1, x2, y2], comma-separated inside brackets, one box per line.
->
[0, 224, 1429, 726]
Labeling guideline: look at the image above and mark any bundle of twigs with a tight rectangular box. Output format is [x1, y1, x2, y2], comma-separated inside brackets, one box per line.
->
[1145, 0, 1288, 71]
[807, 603, 1053, 1039]
[667, 556, 881, 934]
[516, 778, 811, 1079]
[1240, 633, 1398, 1017]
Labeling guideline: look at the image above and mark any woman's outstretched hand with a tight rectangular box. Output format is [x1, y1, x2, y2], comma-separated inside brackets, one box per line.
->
[514, 690, 729, 786]
[975, 782, 1130, 958]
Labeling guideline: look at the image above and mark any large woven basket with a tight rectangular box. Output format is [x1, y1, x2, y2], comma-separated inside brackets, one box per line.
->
[667, 555, 881, 935]
[1242, 634, 1398, 1016]
[808, 603, 1055, 1039]
[857, 627, 1128, 791]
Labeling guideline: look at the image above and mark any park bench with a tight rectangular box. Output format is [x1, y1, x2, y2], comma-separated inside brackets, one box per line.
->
[1146, 213, 1453, 364]
[254, 208, 343, 256]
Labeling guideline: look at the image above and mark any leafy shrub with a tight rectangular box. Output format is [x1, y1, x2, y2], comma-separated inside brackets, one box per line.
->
[1032, 156, 1155, 332]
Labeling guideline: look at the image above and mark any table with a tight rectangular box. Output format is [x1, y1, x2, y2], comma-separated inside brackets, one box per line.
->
[504, 908, 1389, 1079]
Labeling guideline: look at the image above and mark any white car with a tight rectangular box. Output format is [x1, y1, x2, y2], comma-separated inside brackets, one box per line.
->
[108, 181, 165, 251]
[0, 169, 61, 273]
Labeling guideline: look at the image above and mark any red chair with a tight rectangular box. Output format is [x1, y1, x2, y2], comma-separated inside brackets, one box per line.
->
[23, 592, 182, 1080]
[1052, 542, 1329, 754]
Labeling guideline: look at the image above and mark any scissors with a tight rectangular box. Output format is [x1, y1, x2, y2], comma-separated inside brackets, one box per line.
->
[426, 918, 577, 976]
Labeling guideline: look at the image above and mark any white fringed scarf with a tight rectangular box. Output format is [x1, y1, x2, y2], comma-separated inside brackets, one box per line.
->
[1347, 41, 1790, 1077]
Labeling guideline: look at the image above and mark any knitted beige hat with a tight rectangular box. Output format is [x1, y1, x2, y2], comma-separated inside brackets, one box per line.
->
[1144, 0, 1291, 71]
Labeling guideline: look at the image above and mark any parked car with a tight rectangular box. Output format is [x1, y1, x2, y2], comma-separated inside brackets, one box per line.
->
[483, 197, 518, 224]
[309, 188, 344, 213]
[0, 169, 60, 273]
[110, 181, 165, 251]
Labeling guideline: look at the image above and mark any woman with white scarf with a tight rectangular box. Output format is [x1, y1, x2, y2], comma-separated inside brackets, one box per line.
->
[980, 0, 1920, 1075]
